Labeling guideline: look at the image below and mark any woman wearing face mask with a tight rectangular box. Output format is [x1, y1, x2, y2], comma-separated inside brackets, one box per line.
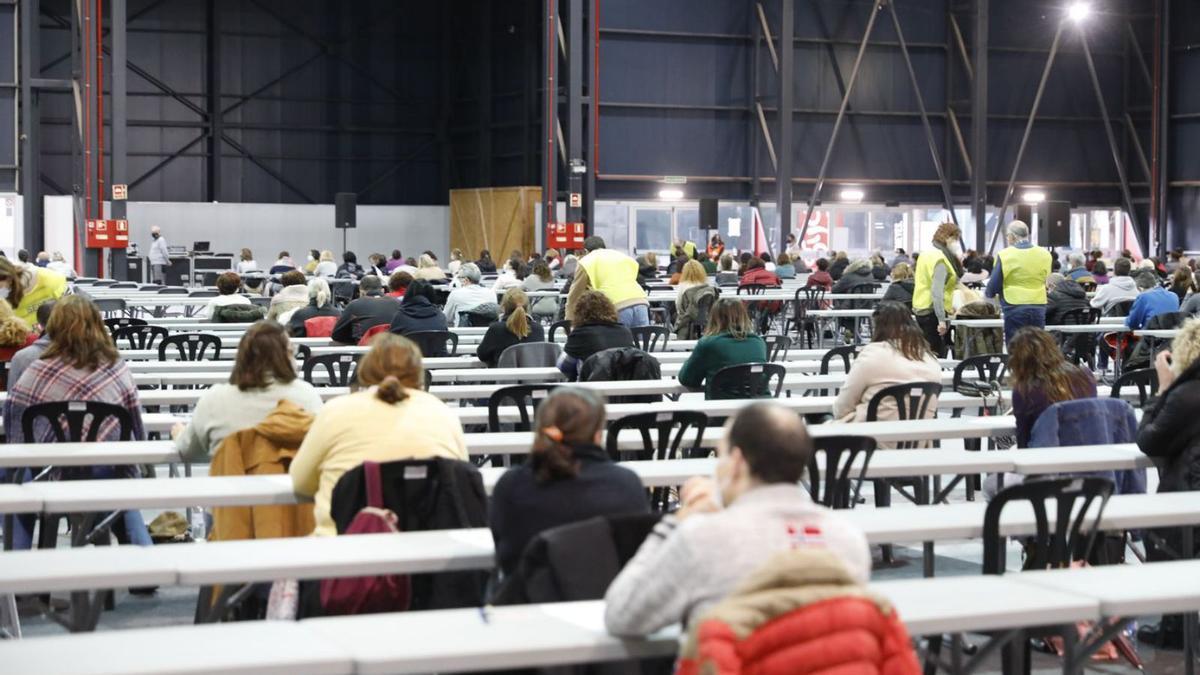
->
[0, 257, 68, 325]
[303, 249, 320, 275]
[911, 221, 963, 358]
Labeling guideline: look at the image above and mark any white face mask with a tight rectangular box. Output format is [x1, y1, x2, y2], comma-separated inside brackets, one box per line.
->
[0, 287, 9, 300]
[948, 241, 963, 257]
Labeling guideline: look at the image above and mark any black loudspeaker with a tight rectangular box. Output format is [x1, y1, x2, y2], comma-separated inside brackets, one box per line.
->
[699, 198, 718, 230]
[1039, 200, 1071, 248]
[335, 192, 357, 229]
[1013, 203, 1034, 226]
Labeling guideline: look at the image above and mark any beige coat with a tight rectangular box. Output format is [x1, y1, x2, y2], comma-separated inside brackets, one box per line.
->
[832, 341, 942, 426]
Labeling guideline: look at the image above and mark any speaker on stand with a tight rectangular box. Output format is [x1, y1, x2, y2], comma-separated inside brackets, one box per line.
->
[335, 192, 357, 257]
[699, 198, 718, 232]
[1039, 201, 1071, 249]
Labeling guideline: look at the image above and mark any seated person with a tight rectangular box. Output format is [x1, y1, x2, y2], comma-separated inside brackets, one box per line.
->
[286, 278, 341, 336]
[7, 300, 55, 389]
[389, 279, 450, 345]
[831, 258, 875, 294]
[204, 271, 252, 319]
[1090, 257, 1138, 314]
[1126, 270, 1180, 330]
[414, 253, 446, 282]
[1045, 273, 1090, 325]
[738, 257, 780, 287]
[1008, 327, 1096, 448]
[268, 251, 296, 275]
[476, 288, 546, 368]
[959, 258, 990, 285]
[831, 301, 942, 425]
[386, 270, 413, 299]
[882, 262, 914, 306]
[806, 257, 834, 291]
[336, 250, 365, 280]
[557, 290, 634, 380]
[714, 253, 739, 286]
[443, 263, 495, 326]
[329, 275, 398, 345]
[603, 402, 870, 636]
[774, 253, 796, 279]
[489, 388, 648, 576]
[290, 333, 468, 536]
[678, 298, 767, 399]
[521, 261, 560, 320]
[172, 322, 323, 460]
[266, 270, 310, 322]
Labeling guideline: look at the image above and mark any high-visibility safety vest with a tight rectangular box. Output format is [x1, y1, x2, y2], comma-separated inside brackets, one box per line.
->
[673, 241, 697, 260]
[912, 248, 958, 314]
[577, 249, 646, 307]
[996, 244, 1051, 305]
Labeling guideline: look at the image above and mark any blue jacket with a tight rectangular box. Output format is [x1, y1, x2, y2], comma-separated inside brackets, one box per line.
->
[1028, 398, 1146, 495]
[1125, 287, 1180, 330]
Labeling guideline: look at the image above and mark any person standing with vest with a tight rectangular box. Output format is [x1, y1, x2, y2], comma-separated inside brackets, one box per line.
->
[566, 236, 650, 328]
[984, 221, 1052, 344]
[912, 222, 963, 357]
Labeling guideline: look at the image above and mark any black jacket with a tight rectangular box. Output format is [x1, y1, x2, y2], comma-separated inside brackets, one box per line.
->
[476, 319, 545, 368]
[389, 296, 449, 336]
[329, 457, 488, 610]
[579, 347, 663, 403]
[872, 263, 889, 281]
[1139, 360, 1200, 494]
[489, 445, 649, 576]
[476, 258, 497, 274]
[562, 321, 634, 361]
[882, 279, 915, 306]
[831, 267, 876, 294]
[1046, 280, 1090, 325]
[330, 294, 399, 344]
[336, 262, 365, 280]
[211, 303, 265, 323]
[829, 258, 850, 281]
[287, 302, 341, 337]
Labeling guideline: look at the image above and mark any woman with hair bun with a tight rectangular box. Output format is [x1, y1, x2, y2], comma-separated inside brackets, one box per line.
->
[489, 387, 648, 576]
[290, 333, 468, 536]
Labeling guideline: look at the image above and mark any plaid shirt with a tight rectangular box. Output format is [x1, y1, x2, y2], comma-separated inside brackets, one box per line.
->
[3, 357, 145, 444]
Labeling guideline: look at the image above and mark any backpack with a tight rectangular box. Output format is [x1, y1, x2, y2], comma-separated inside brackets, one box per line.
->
[953, 301, 1003, 359]
[319, 461, 411, 615]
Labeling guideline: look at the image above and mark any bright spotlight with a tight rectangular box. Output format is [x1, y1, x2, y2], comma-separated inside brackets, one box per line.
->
[840, 188, 865, 203]
[658, 189, 684, 201]
[1023, 191, 1046, 204]
[1067, 2, 1091, 22]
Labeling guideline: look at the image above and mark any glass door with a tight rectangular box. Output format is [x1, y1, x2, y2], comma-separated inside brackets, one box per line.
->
[633, 207, 672, 255]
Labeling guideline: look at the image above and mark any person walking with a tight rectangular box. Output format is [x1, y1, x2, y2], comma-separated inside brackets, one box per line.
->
[912, 221, 963, 357]
[148, 225, 170, 283]
[984, 220, 1052, 344]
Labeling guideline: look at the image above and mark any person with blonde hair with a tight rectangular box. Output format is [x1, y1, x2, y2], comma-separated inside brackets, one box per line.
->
[291, 333, 468, 536]
[477, 288, 546, 367]
[414, 253, 446, 282]
[674, 260, 718, 340]
[285, 277, 341, 336]
[447, 248, 465, 276]
[545, 248, 561, 272]
[236, 248, 259, 275]
[882, 262, 915, 306]
[913, 221, 964, 356]
[0, 257, 67, 325]
[314, 250, 338, 277]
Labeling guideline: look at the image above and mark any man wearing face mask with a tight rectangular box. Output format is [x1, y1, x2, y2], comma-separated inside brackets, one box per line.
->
[911, 221, 963, 357]
[984, 220, 1052, 345]
[603, 403, 870, 637]
[148, 225, 169, 284]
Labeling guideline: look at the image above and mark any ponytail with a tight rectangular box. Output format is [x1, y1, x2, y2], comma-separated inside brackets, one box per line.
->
[375, 375, 409, 404]
[506, 305, 530, 339]
[527, 387, 606, 483]
[530, 426, 580, 482]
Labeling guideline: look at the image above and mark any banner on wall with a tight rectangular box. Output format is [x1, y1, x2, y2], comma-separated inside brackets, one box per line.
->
[802, 210, 830, 252]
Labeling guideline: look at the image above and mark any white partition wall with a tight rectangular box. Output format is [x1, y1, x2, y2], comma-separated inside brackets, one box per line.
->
[0, 194, 21, 257]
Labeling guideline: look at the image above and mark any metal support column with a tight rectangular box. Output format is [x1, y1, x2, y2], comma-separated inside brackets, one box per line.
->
[478, 0, 492, 188]
[1, 0, 16, 194]
[748, 3, 761, 205]
[541, 0, 558, 230]
[583, 0, 596, 235]
[1152, 0, 1170, 256]
[564, 0, 583, 226]
[971, 0, 988, 251]
[18, 0, 40, 252]
[776, 0, 794, 248]
[204, 0, 219, 201]
[109, 0, 127, 278]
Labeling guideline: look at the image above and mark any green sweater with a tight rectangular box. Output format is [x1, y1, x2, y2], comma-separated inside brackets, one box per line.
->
[678, 333, 769, 399]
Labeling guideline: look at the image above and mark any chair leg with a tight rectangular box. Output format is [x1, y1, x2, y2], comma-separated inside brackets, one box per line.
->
[923, 635, 943, 675]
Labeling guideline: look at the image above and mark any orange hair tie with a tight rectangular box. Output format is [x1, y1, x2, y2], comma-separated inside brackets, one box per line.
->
[541, 426, 564, 442]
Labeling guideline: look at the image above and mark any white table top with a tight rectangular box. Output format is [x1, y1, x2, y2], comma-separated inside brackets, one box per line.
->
[1015, 559, 1200, 617]
[0, 621, 352, 675]
[25, 474, 304, 513]
[0, 412, 181, 436]
[0, 484, 43, 514]
[0, 440, 181, 468]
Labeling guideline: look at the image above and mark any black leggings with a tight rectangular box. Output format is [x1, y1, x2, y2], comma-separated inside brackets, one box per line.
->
[916, 312, 947, 358]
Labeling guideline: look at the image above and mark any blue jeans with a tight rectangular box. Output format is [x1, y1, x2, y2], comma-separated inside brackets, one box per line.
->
[1002, 305, 1046, 346]
[618, 304, 650, 329]
[1, 467, 153, 550]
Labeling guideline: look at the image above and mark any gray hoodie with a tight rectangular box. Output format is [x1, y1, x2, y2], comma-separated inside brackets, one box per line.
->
[1089, 275, 1138, 313]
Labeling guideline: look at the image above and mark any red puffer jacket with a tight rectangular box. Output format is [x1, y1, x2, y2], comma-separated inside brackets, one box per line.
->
[676, 549, 920, 675]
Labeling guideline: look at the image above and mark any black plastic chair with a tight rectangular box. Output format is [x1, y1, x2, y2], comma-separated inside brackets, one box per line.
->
[606, 411, 709, 510]
[157, 333, 222, 361]
[630, 325, 669, 352]
[424, 369, 433, 391]
[112, 324, 169, 350]
[736, 284, 767, 296]
[1055, 307, 1101, 369]
[302, 353, 361, 387]
[690, 290, 718, 338]
[865, 382, 943, 452]
[249, 296, 271, 308]
[486, 384, 559, 433]
[1105, 299, 1135, 318]
[156, 287, 189, 295]
[22, 400, 135, 444]
[293, 343, 312, 364]
[818, 344, 857, 375]
[103, 316, 147, 337]
[784, 287, 825, 348]
[91, 298, 126, 316]
[406, 330, 459, 357]
[109, 282, 138, 290]
[548, 320, 572, 343]
[807, 435, 876, 510]
[1111, 367, 1158, 409]
[763, 334, 792, 363]
[952, 353, 1008, 395]
[188, 290, 219, 298]
[707, 362, 785, 400]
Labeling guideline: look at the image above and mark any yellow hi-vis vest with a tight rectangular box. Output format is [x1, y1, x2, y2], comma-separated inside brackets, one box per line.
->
[578, 248, 646, 307]
[996, 244, 1051, 305]
[912, 247, 957, 314]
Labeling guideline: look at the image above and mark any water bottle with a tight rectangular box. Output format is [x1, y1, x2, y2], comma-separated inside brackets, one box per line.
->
[190, 507, 207, 543]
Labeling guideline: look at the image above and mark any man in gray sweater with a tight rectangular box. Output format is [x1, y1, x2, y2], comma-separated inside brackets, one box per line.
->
[603, 403, 871, 637]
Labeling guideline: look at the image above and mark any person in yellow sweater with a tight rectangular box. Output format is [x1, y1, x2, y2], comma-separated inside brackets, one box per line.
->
[565, 236, 649, 327]
[289, 332, 468, 536]
[0, 258, 67, 325]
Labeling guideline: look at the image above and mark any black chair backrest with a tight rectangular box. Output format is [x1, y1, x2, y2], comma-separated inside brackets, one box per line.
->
[487, 384, 559, 432]
[406, 330, 459, 357]
[737, 284, 767, 296]
[112, 324, 169, 350]
[952, 353, 1009, 394]
[1111, 367, 1158, 409]
[630, 325, 669, 352]
[1079, 280, 1098, 293]
[109, 282, 138, 289]
[293, 343, 312, 363]
[693, 290, 718, 332]
[92, 298, 126, 315]
[21, 400, 135, 443]
[763, 334, 792, 362]
[249, 296, 271, 308]
[1059, 307, 1100, 325]
[189, 290, 219, 298]
[1105, 299, 1134, 318]
[157, 333, 222, 361]
[156, 287, 189, 294]
[708, 362, 786, 400]
[605, 411, 708, 462]
[91, 280, 117, 287]
[103, 316, 147, 337]
[865, 382, 942, 449]
[982, 477, 1114, 575]
[303, 353, 361, 386]
[424, 369, 433, 391]
[548, 320, 572, 343]
[807, 435, 876, 510]
[819, 344, 857, 375]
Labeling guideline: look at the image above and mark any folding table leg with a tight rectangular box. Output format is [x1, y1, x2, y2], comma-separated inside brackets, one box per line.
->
[0, 593, 20, 639]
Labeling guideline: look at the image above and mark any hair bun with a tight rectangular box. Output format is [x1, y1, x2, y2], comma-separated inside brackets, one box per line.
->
[376, 374, 408, 404]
